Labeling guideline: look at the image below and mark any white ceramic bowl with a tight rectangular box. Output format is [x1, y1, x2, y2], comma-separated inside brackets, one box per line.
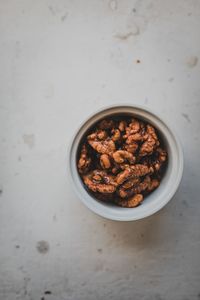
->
[69, 105, 183, 221]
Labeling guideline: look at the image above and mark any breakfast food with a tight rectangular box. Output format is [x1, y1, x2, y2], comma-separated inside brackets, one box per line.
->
[77, 116, 167, 208]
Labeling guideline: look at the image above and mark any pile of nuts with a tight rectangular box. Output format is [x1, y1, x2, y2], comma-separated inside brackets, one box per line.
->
[77, 116, 167, 208]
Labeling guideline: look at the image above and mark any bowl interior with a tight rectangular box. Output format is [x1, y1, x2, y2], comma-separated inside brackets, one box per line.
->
[69, 105, 183, 221]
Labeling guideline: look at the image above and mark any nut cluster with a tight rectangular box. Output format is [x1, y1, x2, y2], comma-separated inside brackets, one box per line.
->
[77, 117, 167, 208]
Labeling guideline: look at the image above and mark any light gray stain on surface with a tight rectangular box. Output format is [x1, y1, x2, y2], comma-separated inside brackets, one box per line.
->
[109, 0, 117, 11]
[36, 241, 50, 254]
[22, 134, 35, 149]
[182, 113, 191, 123]
[186, 56, 198, 68]
[114, 28, 140, 40]
[61, 12, 68, 22]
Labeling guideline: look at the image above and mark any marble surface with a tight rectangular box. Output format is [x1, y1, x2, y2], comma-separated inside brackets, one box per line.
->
[0, 1, 200, 299]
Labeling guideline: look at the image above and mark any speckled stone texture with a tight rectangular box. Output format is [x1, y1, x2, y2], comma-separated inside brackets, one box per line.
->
[0, 0, 200, 299]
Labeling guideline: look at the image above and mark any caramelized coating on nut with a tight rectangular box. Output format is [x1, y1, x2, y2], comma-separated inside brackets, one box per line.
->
[97, 130, 108, 140]
[124, 143, 138, 154]
[77, 116, 167, 208]
[126, 119, 140, 134]
[121, 177, 141, 189]
[87, 130, 107, 141]
[116, 168, 133, 185]
[118, 175, 157, 198]
[154, 147, 167, 170]
[129, 164, 153, 177]
[78, 144, 91, 174]
[83, 171, 117, 193]
[125, 132, 144, 144]
[142, 147, 167, 172]
[115, 164, 152, 185]
[92, 170, 117, 186]
[147, 178, 160, 192]
[111, 129, 121, 141]
[88, 138, 116, 155]
[139, 125, 160, 156]
[116, 194, 143, 208]
[98, 119, 115, 130]
[100, 154, 111, 169]
[118, 121, 127, 132]
[113, 150, 135, 164]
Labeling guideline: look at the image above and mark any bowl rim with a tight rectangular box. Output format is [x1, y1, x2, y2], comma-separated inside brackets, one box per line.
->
[68, 104, 184, 221]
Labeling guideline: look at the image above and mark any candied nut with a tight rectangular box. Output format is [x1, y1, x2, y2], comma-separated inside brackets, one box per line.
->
[78, 116, 167, 207]
[147, 178, 160, 192]
[88, 138, 116, 155]
[125, 133, 144, 144]
[129, 119, 141, 133]
[88, 130, 107, 141]
[156, 147, 167, 162]
[131, 175, 151, 194]
[116, 164, 151, 185]
[93, 174, 102, 182]
[122, 177, 141, 189]
[124, 143, 138, 154]
[119, 163, 132, 170]
[116, 168, 132, 185]
[132, 175, 159, 194]
[92, 170, 118, 186]
[83, 171, 117, 193]
[118, 188, 128, 198]
[118, 175, 151, 198]
[116, 194, 143, 208]
[113, 150, 135, 164]
[87, 132, 97, 140]
[97, 130, 108, 140]
[139, 125, 159, 156]
[119, 121, 127, 132]
[142, 147, 167, 172]
[129, 164, 152, 177]
[153, 148, 167, 171]
[96, 184, 116, 193]
[118, 175, 160, 198]
[123, 119, 148, 152]
[124, 121, 147, 143]
[78, 144, 91, 174]
[100, 154, 111, 169]
[123, 119, 140, 139]
[99, 119, 115, 130]
[111, 129, 121, 141]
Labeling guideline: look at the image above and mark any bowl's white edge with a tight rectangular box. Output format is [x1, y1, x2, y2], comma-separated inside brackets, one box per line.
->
[68, 104, 184, 221]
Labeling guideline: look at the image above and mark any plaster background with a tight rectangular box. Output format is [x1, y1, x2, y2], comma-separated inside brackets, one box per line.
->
[0, 1, 200, 299]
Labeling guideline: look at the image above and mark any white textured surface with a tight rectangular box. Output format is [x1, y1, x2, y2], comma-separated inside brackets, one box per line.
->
[0, 1, 200, 299]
